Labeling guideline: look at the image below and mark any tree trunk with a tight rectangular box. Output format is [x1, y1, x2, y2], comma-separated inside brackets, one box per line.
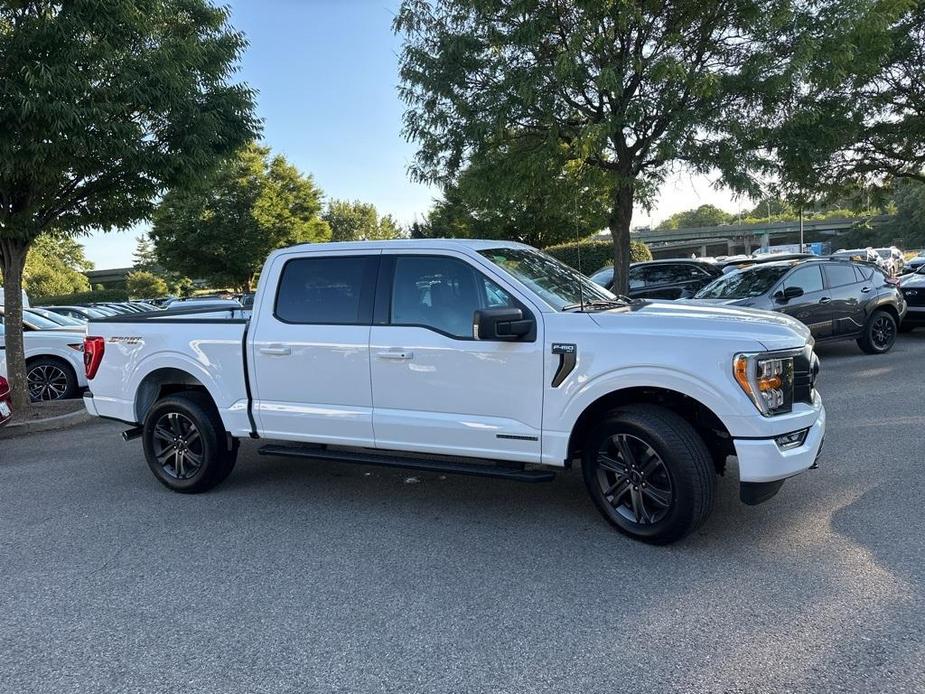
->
[0, 238, 32, 412]
[608, 182, 635, 296]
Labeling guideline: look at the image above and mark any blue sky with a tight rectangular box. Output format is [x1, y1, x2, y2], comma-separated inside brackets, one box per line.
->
[81, 0, 737, 269]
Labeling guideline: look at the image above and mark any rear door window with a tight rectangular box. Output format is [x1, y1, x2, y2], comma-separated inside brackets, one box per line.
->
[823, 263, 859, 288]
[275, 255, 378, 324]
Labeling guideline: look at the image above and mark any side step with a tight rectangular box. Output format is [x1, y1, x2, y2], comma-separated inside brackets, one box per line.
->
[257, 444, 555, 483]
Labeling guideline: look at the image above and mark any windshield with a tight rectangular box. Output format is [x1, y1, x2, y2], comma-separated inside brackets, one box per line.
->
[696, 265, 790, 299]
[36, 310, 85, 325]
[23, 311, 65, 329]
[478, 247, 617, 310]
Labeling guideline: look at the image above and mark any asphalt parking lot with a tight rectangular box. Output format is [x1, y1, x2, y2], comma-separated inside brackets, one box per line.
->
[2, 333, 924, 694]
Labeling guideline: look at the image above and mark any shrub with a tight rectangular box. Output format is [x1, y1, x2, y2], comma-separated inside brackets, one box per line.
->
[33, 288, 129, 306]
[126, 271, 168, 299]
[544, 238, 652, 272]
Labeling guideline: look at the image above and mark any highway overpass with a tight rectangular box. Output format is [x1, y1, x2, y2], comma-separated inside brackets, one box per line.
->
[615, 214, 895, 258]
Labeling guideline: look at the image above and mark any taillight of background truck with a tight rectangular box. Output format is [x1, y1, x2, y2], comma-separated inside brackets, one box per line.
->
[84, 336, 105, 379]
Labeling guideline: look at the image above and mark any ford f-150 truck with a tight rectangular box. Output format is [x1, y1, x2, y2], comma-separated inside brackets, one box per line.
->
[83, 240, 825, 544]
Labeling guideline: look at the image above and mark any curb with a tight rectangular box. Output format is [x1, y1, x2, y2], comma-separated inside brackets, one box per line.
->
[0, 408, 94, 440]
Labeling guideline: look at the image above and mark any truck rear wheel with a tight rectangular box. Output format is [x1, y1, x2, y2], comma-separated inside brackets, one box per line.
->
[581, 405, 715, 544]
[142, 392, 238, 493]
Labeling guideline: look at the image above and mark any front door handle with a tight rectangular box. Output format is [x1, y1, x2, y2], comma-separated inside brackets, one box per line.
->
[819, 297, 832, 304]
[377, 350, 413, 360]
[259, 344, 291, 356]
[861, 286, 871, 293]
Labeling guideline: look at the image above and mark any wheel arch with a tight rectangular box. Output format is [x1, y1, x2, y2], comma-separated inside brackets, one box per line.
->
[566, 386, 734, 474]
[134, 367, 218, 424]
[874, 301, 900, 324]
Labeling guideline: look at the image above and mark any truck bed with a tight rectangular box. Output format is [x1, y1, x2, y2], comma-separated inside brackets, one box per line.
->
[83, 305, 254, 437]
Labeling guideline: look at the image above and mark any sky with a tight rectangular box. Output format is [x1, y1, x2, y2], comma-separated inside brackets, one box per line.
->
[81, 0, 741, 269]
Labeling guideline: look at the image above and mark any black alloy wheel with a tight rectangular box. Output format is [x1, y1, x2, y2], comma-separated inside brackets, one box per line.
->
[581, 405, 715, 544]
[858, 309, 897, 354]
[150, 412, 205, 480]
[595, 433, 674, 525]
[141, 392, 238, 493]
[871, 314, 896, 350]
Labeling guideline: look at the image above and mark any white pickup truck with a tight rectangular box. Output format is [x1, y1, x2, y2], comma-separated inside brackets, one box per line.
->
[83, 239, 825, 544]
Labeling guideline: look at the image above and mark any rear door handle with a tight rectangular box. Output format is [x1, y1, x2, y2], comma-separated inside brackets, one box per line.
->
[377, 350, 413, 360]
[819, 297, 832, 304]
[259, 344, 291, 356]
[861, 286, 871, 293]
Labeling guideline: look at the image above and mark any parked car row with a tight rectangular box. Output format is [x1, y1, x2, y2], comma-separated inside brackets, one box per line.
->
[591, 255, 910, 355]
[0, 300, 161, 404]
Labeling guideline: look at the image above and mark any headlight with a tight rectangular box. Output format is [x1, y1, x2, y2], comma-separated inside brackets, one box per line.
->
[734, 353, 794, 416]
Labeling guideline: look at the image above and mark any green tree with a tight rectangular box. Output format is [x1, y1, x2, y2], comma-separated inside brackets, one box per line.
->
[752, 2, 925, 206]
[132, 234, 158, 272]
[19, 235, 92, 298]
[657, 205, 734, 231]
[427, 139, 611, 247]
[152, 144, 330, 291]
[126, 271, 168, 299]
[0, 1, 258, 409]
[394, 0, 808, 293]
[376, 214, 403, 240]
[323, 199, 402, 241]
[892, 179, 925, 248]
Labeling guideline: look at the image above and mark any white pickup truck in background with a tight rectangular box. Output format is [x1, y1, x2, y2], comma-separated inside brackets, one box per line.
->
[83, 239, 825, 544]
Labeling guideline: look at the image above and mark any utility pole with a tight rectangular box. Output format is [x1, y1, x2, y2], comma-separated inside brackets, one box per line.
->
[799, 207, 804, 252]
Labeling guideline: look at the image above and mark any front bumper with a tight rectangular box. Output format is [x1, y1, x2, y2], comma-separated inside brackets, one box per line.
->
[732, 402, 826, 502]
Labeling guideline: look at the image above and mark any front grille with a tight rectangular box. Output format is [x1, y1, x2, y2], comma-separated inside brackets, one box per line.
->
[902, 287, 925, 307]
[793, 345, 816, 405]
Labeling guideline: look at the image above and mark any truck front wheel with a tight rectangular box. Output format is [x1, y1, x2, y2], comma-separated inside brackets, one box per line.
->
[142, 392, 238, 493]
[581, 405, 715, 544]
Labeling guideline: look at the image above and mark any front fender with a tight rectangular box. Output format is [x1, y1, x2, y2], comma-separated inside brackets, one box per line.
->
[560, 365, 738, 431]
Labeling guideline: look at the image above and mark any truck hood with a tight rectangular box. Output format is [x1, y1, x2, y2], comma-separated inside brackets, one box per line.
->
[589, 300, 811, 352]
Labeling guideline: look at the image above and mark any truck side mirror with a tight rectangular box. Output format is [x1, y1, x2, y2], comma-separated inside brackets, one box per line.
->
[473, 307, 534, 341]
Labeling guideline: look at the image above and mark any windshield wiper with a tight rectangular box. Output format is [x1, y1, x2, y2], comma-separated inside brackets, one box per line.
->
[562, 298, 631, 312]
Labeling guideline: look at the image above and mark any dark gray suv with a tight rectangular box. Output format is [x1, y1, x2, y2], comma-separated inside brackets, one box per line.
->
[692, 258, 906, 354]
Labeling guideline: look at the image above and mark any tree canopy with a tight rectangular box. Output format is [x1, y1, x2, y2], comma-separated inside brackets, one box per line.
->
[0, 0, 258, 408]
[758, 1, 925, 196]
[323, 199, 403, 242]
[151, 143, 330, 291]
[20, 235, 92, 298]
[394, 0, 803, 292]
[394, 0, 925, 293]
[657, 205, 734, 230]
[427, 138, 611, 247]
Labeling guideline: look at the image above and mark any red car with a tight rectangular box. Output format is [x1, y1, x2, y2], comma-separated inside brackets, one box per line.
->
[0, 376, 12, 426]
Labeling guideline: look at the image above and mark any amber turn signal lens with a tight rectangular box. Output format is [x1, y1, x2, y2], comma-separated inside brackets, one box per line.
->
[758, 375, 783, 391]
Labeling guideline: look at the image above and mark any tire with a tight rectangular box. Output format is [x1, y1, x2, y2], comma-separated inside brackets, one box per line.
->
[27, 357, 79, 402]
[141, 392, 238, 493]
[857, 309, 897, 354]
[581, 405, 715, 545]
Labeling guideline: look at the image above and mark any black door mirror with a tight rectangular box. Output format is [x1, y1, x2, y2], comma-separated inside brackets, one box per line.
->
[473, 307, 534, 341]
[775, 286, 804, 302]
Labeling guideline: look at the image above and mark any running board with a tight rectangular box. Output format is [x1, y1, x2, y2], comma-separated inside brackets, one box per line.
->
[257, 444, 555, 482]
